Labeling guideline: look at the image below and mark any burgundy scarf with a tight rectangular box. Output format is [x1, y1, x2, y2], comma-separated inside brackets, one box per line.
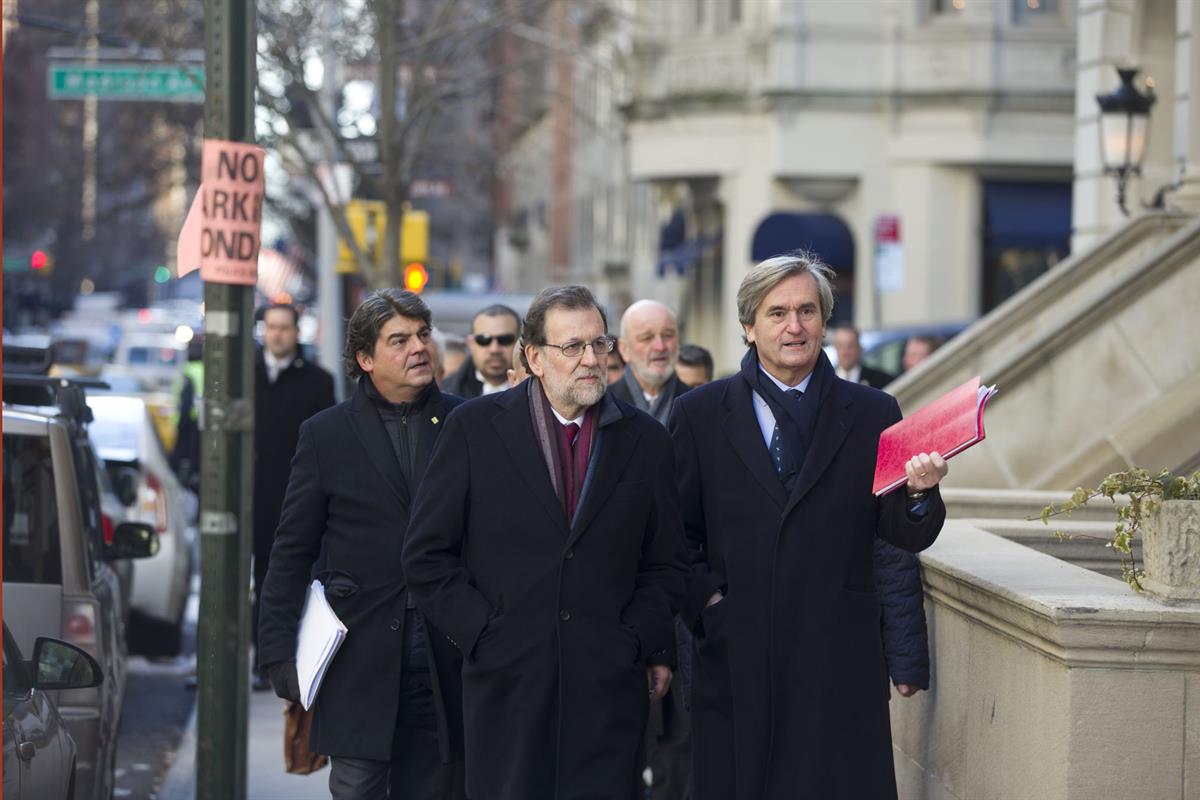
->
[528, 378, 597, 523]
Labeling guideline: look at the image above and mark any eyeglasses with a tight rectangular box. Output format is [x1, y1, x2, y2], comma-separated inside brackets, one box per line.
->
[473, 333, 518, 347]
[542, 336, 616, 358]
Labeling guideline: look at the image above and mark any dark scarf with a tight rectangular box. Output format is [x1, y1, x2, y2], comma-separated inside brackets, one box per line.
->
[739, 345, 834, 492]
[528, 378, 597, 524]
[620, 366, 676, 425]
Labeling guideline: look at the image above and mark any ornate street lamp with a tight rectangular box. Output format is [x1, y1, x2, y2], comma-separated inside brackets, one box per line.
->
[1095, 66, 1156, 216]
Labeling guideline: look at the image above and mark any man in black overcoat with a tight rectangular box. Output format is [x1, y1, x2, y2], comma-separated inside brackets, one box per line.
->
[832, 323, 896, 389]
[669, 254, 949, 800]
[404, 285, 688, 800]
[252, 302, 335, 689]
[257, 289, 465, 799]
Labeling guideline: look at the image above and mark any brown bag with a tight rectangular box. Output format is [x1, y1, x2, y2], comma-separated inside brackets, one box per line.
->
[283, 700, 328, 775]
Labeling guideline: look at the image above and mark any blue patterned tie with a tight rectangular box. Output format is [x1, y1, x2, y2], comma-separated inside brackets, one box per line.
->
[769, 389, 804, 478]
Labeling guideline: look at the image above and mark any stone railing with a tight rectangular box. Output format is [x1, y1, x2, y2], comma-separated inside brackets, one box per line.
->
[892, 520, 1200, 799]
[889, 213, 1200, 491]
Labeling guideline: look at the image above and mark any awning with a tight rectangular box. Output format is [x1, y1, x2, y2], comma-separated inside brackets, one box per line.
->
[750, 212, 855, 270]
[983, 181, 1072, 250]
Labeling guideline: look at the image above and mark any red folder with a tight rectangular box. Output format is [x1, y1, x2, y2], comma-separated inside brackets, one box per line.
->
[872, 376, 998, 496]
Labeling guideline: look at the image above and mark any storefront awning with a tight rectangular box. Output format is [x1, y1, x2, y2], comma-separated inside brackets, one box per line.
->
[750, 212, 854, 270]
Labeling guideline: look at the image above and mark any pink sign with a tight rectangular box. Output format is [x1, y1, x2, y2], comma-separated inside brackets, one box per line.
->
[177, 139, 265, 285]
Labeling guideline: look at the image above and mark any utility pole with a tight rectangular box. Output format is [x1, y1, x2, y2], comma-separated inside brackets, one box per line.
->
[198, 1, 255, 798]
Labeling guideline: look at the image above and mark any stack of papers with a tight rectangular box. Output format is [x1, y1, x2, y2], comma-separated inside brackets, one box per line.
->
[295, 580, 349, 711]
[872, 376, 999, 497]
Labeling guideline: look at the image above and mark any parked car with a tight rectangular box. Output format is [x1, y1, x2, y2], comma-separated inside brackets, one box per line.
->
[86, 393, 195, 656]
[2, 371, 159, 800]
[825, 321, 973, 379]
[3, 622, 105, 800]
[112, 332, 186, 394]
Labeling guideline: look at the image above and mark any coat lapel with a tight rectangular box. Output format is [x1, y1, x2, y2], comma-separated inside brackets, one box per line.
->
[409, 391, 449, 500]
[722, 379, 788, 510]
[347, 381, 410, 508]
[783, 380, 854, 518]
[492, 382, 571, 534]
[567, 398, 639, 547]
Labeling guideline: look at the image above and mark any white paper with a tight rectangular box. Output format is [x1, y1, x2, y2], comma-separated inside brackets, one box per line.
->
[295, 580, 349, 711]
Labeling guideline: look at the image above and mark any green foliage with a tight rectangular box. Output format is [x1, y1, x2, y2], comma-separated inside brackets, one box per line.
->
[1039, 469, 1200, 592]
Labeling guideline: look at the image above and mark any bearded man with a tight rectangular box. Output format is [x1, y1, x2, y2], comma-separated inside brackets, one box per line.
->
[404, 284, 688, 800]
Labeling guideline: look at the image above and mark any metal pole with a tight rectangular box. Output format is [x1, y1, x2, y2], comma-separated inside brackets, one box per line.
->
[198, 0, 255, 798]
[316, 16, 345, 395]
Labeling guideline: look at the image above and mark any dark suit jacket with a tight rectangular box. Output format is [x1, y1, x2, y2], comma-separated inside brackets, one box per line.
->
[403, 382, 688, 800]
[441, 358, 484, 398]
[253, 351, 335, 557]
[670, 374, 945, 800]
[607, 370, 690, 426]
[859, 364, 895, 389]
[257, 379, 464, 762]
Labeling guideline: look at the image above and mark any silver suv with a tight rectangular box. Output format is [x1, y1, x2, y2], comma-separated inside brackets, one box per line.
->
[3, 371, 158, 800]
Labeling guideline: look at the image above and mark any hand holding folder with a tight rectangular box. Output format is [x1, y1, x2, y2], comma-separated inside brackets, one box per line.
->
[295, 580, 348, 711]
[872, 376, 998, 496]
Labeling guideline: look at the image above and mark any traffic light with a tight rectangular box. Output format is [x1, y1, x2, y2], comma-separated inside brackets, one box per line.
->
[401, 209, 428, 264]
[31, 250, 49, 270]
[336, 200, 385, 275]
[404, 262, 429, 293]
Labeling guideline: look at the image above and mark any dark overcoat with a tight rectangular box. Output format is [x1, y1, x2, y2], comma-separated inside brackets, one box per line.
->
[257, 380, 465, 762]
[403, 382, 689, 800]
[252, 350, 335, 559]
[669, 374, 946, 800]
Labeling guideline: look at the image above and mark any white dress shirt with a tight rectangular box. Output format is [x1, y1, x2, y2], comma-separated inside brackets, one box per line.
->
[478, 371, 507, 396]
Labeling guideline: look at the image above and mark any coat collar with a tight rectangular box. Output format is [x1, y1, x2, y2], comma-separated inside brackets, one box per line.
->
[719, 373, 855, 516]
[490, 382, 630, 538]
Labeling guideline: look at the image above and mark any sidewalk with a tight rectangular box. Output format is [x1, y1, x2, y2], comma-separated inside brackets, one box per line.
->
[159, 687, 332, 800]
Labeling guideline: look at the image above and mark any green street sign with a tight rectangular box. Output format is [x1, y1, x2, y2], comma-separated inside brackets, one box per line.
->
[48, 62, 205, 103]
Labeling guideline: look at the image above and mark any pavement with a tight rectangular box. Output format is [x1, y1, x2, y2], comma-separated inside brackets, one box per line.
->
[158, 686, 332, 800]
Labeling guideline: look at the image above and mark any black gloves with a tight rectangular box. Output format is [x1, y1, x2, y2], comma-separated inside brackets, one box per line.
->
[267, 661, 301, 704]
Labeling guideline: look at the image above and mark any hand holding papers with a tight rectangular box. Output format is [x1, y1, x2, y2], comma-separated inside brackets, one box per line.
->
[872, 376, 999, 496]
[295, 580, 348, 711]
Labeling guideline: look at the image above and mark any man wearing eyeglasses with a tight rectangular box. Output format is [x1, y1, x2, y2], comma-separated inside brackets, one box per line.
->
[404, 285, 688, 800]
[442, 304, 521, 398]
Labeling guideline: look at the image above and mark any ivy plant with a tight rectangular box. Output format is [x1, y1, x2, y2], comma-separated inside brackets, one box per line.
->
[1039, 469, 1200, 591]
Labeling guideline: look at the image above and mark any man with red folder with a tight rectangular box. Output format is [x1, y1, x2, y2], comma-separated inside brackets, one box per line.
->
[669, 253, 948, 800]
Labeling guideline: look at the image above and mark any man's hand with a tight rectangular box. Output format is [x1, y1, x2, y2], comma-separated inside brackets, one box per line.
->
[896, 684, 921, 698]
[905, 451, 949, 494]
[647, 665, 672, 703]
[267, 661, 301, 704]
[706, 591, 724, 608]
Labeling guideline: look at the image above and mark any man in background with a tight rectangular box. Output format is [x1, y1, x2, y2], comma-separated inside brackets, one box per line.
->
[607, 347, 626, 385]
[442, 304, 521, 398]
[252, 302, 335, 691]
[832, 324, 894, 389]
[902, 334, 945, 373]
[610, 300, 690, 426]
[675, 344, 714, 389]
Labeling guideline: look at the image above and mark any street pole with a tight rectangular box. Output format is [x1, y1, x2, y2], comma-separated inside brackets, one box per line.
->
[198, 1, 255, 798]
[316, 15, 345, 396]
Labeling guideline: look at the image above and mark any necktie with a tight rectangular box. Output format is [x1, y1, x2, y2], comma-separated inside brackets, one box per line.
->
[560, 422, 582, 520]
[768, 389, 804, 479]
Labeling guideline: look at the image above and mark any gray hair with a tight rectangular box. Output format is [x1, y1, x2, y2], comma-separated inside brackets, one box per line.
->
[343, 288, 432, 379]
[737, 251, 836, 342]
[520, 285, 609, 371]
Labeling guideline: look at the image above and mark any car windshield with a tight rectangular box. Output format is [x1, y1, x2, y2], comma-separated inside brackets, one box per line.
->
[87, 409, 143, 456]
[3, 433, 64, 584]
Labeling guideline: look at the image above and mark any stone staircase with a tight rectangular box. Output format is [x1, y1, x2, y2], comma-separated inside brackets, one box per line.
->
[889, 212, 1200, 491]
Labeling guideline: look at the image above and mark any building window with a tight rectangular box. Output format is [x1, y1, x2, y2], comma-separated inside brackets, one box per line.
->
[931, 0, 967, 13]
[1014, 0, 1060, 22]
[981, 180, 1072, 312]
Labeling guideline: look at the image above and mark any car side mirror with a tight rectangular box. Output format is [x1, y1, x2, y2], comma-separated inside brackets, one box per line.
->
[109, 522, 160, 560]
[30, 637, 103, 690]
[115, 467, 140, 507]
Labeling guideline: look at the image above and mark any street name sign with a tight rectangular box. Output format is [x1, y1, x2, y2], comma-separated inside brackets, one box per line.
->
[48, 62, 205, 103]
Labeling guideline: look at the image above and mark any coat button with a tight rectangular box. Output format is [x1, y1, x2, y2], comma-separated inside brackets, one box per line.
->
[564, 549, 574, 560]
[559, 609, 571, 622]
[390, 618, 401, 631]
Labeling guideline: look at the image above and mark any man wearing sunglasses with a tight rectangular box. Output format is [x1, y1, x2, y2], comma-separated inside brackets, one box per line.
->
[442, 304, 521, 398]
[405, 285, 687, 800]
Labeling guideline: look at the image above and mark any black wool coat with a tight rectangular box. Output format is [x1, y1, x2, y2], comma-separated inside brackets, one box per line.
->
[441, 358, 484, 398]
[669, 374, 946, 800]
[257, 380, 465, 762]
[252, 350, 335, 559]
[403, 382, 689, 800]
